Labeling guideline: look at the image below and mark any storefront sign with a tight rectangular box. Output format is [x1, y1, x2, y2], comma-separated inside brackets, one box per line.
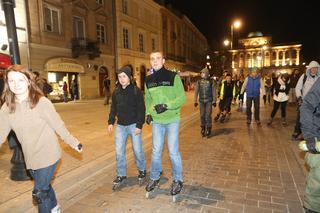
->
[45, 58, 84, 73]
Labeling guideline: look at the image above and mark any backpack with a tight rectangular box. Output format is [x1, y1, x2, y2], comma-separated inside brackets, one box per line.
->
[300, 74, 307, 95]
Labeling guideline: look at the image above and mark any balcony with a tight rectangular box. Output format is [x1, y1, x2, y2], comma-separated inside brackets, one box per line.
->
[71, 37, 101, 60]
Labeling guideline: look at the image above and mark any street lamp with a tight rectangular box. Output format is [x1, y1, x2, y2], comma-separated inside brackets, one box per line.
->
[230, 20, 241, 50]
[223, 39, 230, 47]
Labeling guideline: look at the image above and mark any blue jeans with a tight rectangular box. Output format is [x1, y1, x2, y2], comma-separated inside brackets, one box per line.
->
[150, 121, 183, 181]
[29, 161, 58, 213]
[115, 124, 146, 176]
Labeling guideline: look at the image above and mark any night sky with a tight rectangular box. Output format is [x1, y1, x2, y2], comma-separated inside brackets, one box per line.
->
[164, 0, 320, 63]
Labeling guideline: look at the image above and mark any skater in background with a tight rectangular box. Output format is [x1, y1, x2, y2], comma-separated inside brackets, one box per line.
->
[240, 67, 265, 125]
[217, 74, 236, 123]
[144, 51, 186, 199]
[236, 74, 245, 111]
[70, 75, 79, 101]
[292, 61, 320, 140]
[263, 72, 273, 105]
[267, 74, 290, 126]
[194, 67, 217, 137]
[288, 69, 300, 104]
[108, 65, 146, 189]
[0, 65, 82, 213]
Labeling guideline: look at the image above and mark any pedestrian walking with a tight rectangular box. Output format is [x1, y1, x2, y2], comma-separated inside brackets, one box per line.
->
[70, 75, 79, 101]
[0, 65, 83, 213]
[267, 74, 290, 126]
[144, 51, 186, 202]
[217, 73, 236, 123]
[62, 81, 68, 103]
[194, 67, 217, 137]
[107, 65, 147, 190]
[240, 67, 265, 125]
[298, 77, 320, 213]
[103, 75, 111, 105]
[292, 61, 320, 140]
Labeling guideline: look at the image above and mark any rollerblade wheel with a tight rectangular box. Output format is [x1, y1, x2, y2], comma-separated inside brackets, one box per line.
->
[138, 177, 146, 186]
[146, 191, 151, 199]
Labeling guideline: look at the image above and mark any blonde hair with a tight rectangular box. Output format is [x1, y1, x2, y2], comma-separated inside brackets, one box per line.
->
[1, 65, 43, 113]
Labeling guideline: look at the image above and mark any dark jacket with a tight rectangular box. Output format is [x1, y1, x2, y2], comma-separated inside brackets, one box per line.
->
[274, 78, 290, 96]
[300, 77, 320, 141]
[194, 78, 216, 103]
[108, 84, 145, 129]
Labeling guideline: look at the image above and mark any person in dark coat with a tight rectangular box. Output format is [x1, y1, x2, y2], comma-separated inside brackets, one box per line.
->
[299, 77, 320, 213]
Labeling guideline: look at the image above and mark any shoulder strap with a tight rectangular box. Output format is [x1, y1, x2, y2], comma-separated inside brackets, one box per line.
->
[302, 74, 307, 86]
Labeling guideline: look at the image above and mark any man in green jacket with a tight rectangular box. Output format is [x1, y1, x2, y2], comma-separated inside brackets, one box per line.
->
[144, 51, 186, 199]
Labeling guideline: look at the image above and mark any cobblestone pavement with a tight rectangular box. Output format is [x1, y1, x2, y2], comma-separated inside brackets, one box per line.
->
[0, 93, 307, 213]
[64, 102, 307, 213]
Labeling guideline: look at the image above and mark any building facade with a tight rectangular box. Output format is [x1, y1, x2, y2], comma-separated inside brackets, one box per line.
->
[115, 0, 162, 90]
[229, 32, 302, 76]
[159, 3, 208, 74]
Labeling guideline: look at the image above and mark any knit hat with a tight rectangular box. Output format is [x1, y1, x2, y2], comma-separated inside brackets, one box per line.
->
[250, 67, 258, 72]
[307, 61, 320, 70]
[117, 66, 132, 78]
[200, 67, 209, 75]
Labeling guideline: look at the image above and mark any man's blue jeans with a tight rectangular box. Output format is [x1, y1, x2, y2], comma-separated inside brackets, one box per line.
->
[29, 161, 58, 213]
[115, 124, 146, 176]
[150, 121, 183, 181]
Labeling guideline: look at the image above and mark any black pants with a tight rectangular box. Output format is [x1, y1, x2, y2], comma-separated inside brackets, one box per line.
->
[200, 102, 212, 127]
[270, 100, 287, 118]
[220, 97, 233, 113]
[293, 108, 302, 134]
[246, 97, 260, 121]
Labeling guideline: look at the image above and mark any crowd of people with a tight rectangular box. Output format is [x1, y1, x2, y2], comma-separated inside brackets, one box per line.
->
[0, 57, 320, 212]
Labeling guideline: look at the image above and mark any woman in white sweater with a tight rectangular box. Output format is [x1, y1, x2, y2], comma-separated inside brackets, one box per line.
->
[0, 65, 83, 213]
[267, 74, 290, 126]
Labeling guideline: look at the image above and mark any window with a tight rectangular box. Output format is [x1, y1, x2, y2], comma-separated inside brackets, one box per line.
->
[138, 34, 144, 52]
[122, 0, 128, 14]
[44, 4, 61, 33]
[73, 16, 85, 38]
[96, 23, 106, 44]
[151, 38, 156, 51]
[123, 28, 129, 49]
[96, 0, 104, 4]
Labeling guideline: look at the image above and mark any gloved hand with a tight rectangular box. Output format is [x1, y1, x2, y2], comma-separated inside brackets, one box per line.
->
[212, 102, 216, 107]
[154, 104, 167, 114]
[146, 114, 153, 125]
[297, 97, 303, 106]
[194, 103, 198, 107]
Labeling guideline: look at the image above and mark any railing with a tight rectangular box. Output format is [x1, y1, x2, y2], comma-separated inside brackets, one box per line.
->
[71, 37, 101, 60]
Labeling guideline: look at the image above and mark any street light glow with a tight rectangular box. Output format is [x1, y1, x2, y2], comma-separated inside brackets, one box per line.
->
[233, 20, 241, 29]
[224, 39, 230, 46]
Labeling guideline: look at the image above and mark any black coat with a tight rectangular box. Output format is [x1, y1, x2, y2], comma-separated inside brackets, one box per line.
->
[108, 84, 146, 129]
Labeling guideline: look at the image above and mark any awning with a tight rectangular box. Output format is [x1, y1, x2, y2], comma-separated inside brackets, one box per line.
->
[0, 53, 12, 69]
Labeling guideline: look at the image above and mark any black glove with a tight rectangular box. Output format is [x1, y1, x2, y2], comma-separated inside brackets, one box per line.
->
[146, 114, 153, 125]
[154, 104, 167, 114]
[212, 103, 216, 107]
[297, 97, 303, 106]
[194, 103, 198, 107]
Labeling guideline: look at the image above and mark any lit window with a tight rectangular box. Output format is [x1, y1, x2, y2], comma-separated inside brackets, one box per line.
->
[96, 23, 106, 44]
[139, 34, 144, 52]
[44, 4, 61, 34]
[123, 28, 129, 49]
[73, 16, 85, 38]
